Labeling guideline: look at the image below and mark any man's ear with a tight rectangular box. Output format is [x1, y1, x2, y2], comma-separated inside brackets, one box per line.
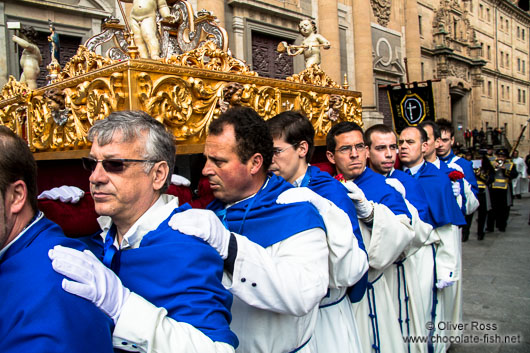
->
[6, 180, 27, 215]
[297, 141, 309, 159]
[152, 161, 170, 191]
[326, 150, 336, 165]
[421, 141, 428, 154]
[450, 136, 455, 146]
[248, 153, 264, 175]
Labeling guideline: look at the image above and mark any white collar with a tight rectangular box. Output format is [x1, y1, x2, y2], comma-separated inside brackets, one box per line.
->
[403, 161, 425, 176]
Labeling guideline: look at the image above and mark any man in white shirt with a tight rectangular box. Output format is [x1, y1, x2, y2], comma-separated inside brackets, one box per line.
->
[326, 121, 414, 353]
[49, 110, 238, 353]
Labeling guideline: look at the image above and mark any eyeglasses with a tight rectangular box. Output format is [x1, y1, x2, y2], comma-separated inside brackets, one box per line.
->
[273, 144, 298, 156]
[81, 157, 159, 174]
[335, 143, 366, 154]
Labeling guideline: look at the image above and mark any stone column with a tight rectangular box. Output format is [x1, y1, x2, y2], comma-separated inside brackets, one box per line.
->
[231, 16, 245, 61]
[404, 0, 422, 81]
[318, 1, 341, 83]
[351, 0, 375, 109]
[197, 0, 225, 28]
[0, 2, 7, 87]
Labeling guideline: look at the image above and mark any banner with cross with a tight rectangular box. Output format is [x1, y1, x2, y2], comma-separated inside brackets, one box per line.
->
[386, 80, 435, 134]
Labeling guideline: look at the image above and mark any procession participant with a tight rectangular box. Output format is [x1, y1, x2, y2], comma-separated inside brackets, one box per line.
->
[169, 107, 330, 353]
[266, 111, 368, 353]
[365, 124, 435, 353]
[512, 150, 528, 199]
[474, 154, 495, 240]
[435, 119, 479, 240]
[326, 121, 414, 353]
[0, 126, 113, 352]
[49, 110, 238, 352]
[398, 126, 466, 353]
[486, 148, 518, 232]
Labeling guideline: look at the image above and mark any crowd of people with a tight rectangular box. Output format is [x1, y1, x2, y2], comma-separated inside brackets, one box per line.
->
[0, 108, 526, 353]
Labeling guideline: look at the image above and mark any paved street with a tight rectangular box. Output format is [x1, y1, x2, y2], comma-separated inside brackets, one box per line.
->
[448, 193, 530, 353]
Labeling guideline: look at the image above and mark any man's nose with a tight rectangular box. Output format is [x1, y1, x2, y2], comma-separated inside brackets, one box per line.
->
[89, 161, 108, 184]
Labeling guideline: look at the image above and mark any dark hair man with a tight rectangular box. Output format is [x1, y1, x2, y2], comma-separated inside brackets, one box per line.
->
[398, 126, 466, 352]
[0, 126, 113, 352]
[267, 111, 368, 353]
[169, 107, 330, 352]
[326, 121, 414, 353]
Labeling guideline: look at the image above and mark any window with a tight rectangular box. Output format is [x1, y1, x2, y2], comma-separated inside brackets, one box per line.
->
[506, 19, 509, 31]
[506, 53, 509, 68]
[518, 88, 521, 103]
[517, 26, 520, 38]
[419, 16, 423, 36]
[488, 81, 492, 97]
[501, 85, 505, 99]
[500, 51, 504, 67]
[523, 90, 526, 103]
[487, 8, 490, 22]
[421, 62, 425, 80]
[523, 29, 526, 40]
[500, 16, 504, 29]
[479, 4, 484, 18]
[487, 45, 491, 59]
[507, 86, 510, 99]
[523, 60, 526, 74]
[518, 58, 521, 71]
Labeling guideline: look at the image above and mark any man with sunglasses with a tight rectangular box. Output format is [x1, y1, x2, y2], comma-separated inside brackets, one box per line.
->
[0, 126, 114, 352]
[266, 111, 368, 353]
[49, 110, 238, 352]
[325, 121, 414, 353]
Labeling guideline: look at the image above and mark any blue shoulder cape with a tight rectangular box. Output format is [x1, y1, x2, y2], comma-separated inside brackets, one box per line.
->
[388, 169, 435, 227]
[1, 216, 113, 353]
[85, 205, 238, 348]
[440, 150, 479, 196]
[413, 162, 467, 227]
[303, 165, 368, 303]
[354, 167, 411, 219]
[437, 159, 468, 215]
[207, 173, 326, 248]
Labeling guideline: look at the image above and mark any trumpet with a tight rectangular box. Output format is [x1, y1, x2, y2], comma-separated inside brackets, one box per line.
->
[276, 41, 328, 53]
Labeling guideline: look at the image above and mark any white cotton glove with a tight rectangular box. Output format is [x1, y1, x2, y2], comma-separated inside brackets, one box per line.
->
[48, 245, 130, 324]
[451, 181, 461, 197]
[276, 187, 332, 215]
[168, 209, 231, 259]
[436, 279, 455, 289]
[385, 178, 406, 198]
[171, 174, 191, 187]
[343, 180, 374, 219]
[38, 185, 85, 203]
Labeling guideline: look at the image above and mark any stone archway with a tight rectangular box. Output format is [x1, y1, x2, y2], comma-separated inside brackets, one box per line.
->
[450, 84, 469, 144]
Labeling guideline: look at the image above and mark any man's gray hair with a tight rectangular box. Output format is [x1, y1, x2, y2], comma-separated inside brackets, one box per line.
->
[88, 110, 176, 192]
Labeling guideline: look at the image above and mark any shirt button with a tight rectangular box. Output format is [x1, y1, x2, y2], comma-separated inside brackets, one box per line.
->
[122, 342, 128, 345]
[252, 283, 257, 287]
[132, 344, 138, 348]
[241, 278, 246, 282]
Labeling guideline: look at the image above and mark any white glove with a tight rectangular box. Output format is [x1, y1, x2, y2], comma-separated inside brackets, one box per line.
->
[436, 279, 455, 289]
[385, 178, 406, 198]
[451, 181, 461, 197]
[48, 245, 130, 324]
[38, 185, 85, 203]
[343, 180, 374, 219]
[171, 174, 191, 187]
[276, 187, 331, 215]
[168, 209, 230, 259]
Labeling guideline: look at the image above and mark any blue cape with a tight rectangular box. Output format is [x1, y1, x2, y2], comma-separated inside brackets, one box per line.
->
[303, 165, 368, 303]
[354, 167, 411, 219]
[412, 162, 467, 227]
[389, 169, 435, 227]
[208, 174, 326, 248]
[437, 159, 468, 214]
[440, 151, 479, 196]
[1, 216, 113, 353]
[85, 206, 238, 348]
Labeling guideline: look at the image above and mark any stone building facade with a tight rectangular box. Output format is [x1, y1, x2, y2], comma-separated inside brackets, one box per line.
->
[1, 0, 529, 151]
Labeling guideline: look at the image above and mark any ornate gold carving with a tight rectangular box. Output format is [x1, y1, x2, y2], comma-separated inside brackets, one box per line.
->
[165, 41, 257, 76]
[286, 64, 341, 88]
[56, 46, 118, 83]
[1, 76, 30, 100]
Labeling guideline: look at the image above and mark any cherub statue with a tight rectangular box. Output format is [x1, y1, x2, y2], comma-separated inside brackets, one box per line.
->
[278, 19, 330, 68]
[121, 0, 176, 59]
[12, 27, 42, 90]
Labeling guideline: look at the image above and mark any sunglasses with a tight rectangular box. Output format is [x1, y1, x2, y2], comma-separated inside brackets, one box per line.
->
[81, 157, 159, 173]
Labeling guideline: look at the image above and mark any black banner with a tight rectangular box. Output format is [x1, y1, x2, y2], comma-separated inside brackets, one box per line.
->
[386, 80, 435, 134]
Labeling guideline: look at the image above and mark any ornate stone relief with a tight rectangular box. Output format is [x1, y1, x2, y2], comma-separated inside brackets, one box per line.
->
[371, 0, 392, 27]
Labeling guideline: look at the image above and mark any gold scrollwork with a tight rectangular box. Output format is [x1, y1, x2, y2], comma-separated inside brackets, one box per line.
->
[57, 46, 118, 83]
[286, 64, 341, 88]
[165, 41, 257, 76]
